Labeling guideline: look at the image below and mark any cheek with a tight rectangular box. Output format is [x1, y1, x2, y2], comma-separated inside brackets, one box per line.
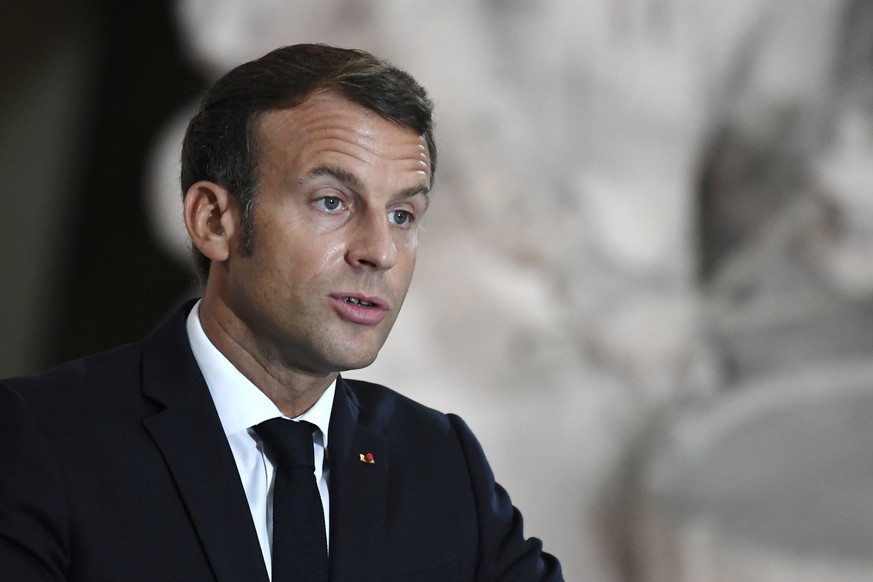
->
[395, 228, 421, 252]
[393, 242, 419, 282]
[308, 239, 349, 275]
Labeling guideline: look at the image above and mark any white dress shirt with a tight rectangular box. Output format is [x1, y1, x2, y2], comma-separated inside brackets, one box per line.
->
[186, 301, 334, 579]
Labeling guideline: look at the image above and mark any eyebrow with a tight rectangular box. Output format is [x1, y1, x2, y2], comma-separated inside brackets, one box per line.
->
[302, 165, 431, 208]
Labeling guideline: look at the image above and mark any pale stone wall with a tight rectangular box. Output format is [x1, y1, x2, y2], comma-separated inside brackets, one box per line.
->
[145, 1, 873, 579]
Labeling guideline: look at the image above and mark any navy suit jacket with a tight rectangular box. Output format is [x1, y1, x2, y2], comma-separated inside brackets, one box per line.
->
[0, 303, 563, 581]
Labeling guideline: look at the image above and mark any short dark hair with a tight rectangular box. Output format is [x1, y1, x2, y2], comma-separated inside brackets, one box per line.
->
[180, 44, 437, 283]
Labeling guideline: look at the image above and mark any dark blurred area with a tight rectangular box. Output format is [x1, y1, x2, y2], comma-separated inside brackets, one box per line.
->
[0, 1, 202, 377]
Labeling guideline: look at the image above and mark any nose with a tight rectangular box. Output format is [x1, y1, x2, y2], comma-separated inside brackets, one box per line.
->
[346, 211, 398, 271]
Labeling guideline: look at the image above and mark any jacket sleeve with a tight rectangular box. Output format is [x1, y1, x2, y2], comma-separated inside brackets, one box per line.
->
[448, 414, 564, 582]
[0, 382, 70, 581]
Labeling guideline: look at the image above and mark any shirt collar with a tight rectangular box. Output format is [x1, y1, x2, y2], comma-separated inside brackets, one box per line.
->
[185, 300, 334, 447]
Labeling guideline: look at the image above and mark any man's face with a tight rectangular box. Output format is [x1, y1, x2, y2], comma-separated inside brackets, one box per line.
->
[219, 91, 431, 376]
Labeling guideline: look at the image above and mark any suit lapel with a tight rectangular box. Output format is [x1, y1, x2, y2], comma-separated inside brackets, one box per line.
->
[327, 378, 388, 582]
[140, 303, 269, 582]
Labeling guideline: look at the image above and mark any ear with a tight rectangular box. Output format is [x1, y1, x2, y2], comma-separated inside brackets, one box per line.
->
[183, 181, 238, 264]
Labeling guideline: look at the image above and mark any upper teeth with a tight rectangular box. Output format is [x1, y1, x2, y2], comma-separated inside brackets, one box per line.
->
[346, 297, 373, 306]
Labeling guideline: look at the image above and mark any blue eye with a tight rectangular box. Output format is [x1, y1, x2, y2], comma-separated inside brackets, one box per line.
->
[315, 196, 343, 212]
[389, 210, 413, 226]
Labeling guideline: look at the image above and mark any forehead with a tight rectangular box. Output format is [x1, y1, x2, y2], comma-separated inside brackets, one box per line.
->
[254, 92, 431, 185]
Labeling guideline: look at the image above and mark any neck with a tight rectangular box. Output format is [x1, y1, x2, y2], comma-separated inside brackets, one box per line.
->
[198, 292, 336, 418]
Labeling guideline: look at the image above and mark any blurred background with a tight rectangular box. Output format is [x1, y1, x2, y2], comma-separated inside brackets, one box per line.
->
[3, 1, 873, 580]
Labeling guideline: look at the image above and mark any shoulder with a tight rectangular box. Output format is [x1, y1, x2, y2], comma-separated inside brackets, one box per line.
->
[1, 341, 143, 403]
[0, 342, 152, 449]
[340, 379, 564, 579]
[340, 376, 460, 435]
[338, 377, 484, 472]
[1, 301, 194, 407]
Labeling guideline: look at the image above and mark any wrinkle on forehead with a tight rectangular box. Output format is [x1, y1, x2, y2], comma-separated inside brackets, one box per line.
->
[256, 92, 431, 182]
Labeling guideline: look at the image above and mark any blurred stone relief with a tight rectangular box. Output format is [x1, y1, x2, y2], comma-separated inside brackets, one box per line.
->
[141, 0, 873, 579]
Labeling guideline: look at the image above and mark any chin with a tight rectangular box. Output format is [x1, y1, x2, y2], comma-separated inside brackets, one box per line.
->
[340, 355, 379, 372]
[327, 334, 386, 371]
[331, 348, 381, 372]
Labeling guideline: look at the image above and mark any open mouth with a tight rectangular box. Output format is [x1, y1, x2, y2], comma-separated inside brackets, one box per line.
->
[331, 294, 388, 325]
[344, 297, 375, 307]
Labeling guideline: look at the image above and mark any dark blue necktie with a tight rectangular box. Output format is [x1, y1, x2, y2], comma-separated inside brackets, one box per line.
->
[254, 419, 328, 582]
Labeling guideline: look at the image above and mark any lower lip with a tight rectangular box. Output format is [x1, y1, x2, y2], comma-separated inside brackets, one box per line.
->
[329, 297, 388, 325]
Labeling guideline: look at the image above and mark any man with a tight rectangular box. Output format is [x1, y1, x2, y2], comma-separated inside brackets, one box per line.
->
[0, 44, 563, 581]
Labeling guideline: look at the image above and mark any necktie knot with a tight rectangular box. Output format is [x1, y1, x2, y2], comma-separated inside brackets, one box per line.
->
[254, 418, 316, 470]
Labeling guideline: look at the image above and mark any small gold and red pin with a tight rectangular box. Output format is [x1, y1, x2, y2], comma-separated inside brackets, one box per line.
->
[359, 452, 375, 464]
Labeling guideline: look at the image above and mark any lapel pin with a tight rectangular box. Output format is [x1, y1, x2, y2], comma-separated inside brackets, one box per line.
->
[359, 452, 375, 464]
